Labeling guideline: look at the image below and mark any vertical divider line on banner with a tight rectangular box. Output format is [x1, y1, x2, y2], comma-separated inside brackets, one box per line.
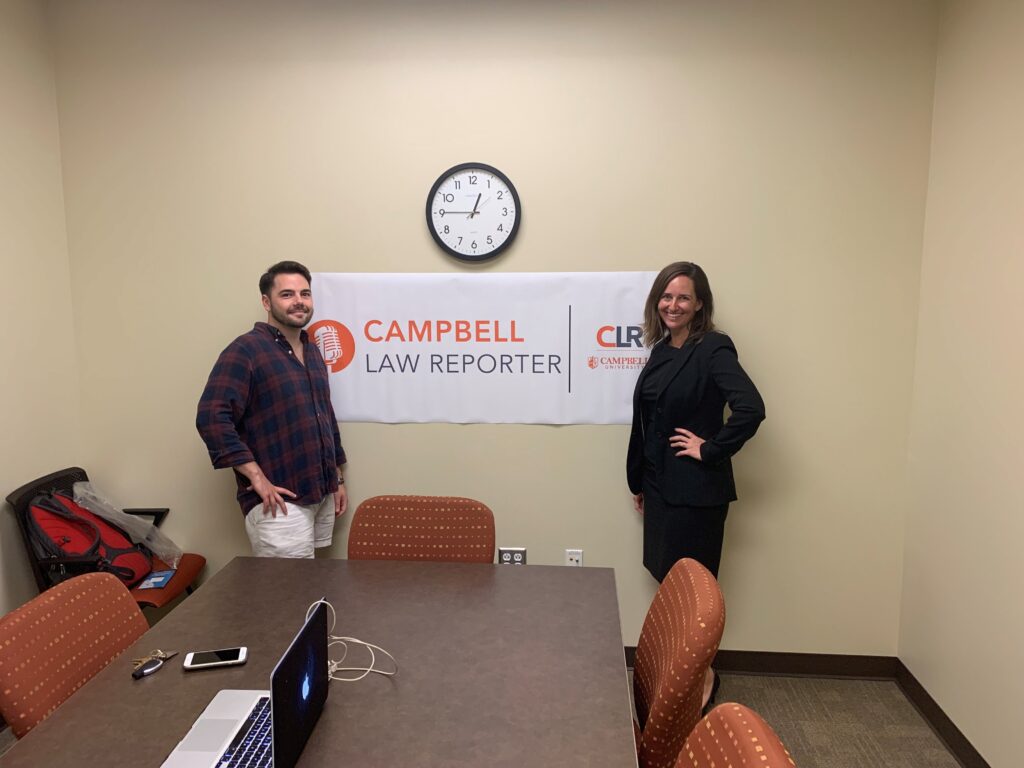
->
[567, 304, 573, 393]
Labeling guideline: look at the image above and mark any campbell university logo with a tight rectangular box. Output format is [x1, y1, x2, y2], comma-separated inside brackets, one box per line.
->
[309, 320, 356, 373]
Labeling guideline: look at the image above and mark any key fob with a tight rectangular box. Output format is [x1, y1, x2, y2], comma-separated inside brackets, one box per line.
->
[132, 657, 164, 679]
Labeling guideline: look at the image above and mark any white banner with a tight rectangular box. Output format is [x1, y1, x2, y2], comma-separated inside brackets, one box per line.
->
[310, 272, 655, 424]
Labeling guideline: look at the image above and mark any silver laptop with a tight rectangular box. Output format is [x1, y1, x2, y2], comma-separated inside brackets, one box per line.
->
[161, 601, 329, 768]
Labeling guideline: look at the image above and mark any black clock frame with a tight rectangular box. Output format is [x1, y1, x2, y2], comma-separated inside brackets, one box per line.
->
[425, 162, 522, 263]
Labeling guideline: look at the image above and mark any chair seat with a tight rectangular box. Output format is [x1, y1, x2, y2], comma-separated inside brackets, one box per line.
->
[130, 552, 206, 609]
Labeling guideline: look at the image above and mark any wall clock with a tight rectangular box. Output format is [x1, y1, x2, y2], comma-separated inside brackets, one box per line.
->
[425, 163, 521, 262]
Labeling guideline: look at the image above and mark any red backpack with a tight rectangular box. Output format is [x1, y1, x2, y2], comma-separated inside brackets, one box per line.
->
[26, 492, 153, 588]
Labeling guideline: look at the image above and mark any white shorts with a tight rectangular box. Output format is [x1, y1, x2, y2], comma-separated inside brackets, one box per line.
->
[244, 496, 336, 558]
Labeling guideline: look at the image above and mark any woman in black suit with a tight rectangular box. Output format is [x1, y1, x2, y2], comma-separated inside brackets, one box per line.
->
[627, 262, 765, 583]
[627, 261, 764, 710]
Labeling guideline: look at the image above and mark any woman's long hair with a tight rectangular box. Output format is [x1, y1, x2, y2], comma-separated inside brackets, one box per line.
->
[641, 262, 716, 347]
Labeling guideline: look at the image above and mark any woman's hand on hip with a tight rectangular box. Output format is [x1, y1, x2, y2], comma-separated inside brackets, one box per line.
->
[670, 428, 705, 461]
[633, 493, 644, 515]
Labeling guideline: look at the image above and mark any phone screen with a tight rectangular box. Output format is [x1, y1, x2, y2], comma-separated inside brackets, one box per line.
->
[190, 648, 243, 665]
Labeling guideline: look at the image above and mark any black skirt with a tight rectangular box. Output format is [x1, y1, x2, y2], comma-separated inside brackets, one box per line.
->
[642, 473, 728, 582]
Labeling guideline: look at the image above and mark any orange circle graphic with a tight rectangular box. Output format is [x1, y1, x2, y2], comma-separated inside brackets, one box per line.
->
[309, 320, 356, 373]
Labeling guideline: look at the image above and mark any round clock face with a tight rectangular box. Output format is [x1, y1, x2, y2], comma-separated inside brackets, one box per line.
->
[426, 163, 521, 262]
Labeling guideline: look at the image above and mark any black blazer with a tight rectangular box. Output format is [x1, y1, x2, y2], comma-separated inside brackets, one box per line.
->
[626, 331, 765, 506]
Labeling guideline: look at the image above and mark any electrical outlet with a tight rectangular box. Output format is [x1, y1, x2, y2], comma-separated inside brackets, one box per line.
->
[498, 547, 527, 565]
[565, 548, 584, 567]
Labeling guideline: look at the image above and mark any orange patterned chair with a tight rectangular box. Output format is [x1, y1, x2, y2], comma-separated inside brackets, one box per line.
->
[677, 702, 797, 767]
[347, 495, 495, 563]
[633, 558, 726, 768]
[0, 572, 148, 738]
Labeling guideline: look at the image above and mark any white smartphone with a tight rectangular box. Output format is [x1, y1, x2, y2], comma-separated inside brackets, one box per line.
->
[183, 646, 248, 671]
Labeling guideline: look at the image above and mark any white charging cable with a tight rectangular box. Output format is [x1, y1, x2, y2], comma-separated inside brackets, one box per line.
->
[306, 599, 398, 683]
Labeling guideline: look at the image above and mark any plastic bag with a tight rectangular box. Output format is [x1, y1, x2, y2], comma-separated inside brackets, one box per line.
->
[73, 481, 183, 569]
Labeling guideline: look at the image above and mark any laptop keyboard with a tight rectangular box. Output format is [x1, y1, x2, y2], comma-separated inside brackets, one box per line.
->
[218, 696, 272, 767]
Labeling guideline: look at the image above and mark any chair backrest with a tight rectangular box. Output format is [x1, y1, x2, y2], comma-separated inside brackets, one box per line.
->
[5, 467, 90, 592]
[634, 558, 726, 768]
[347, 495, 495, 563]
[677, 702, 797, 767]
[0, 571, 148, 738]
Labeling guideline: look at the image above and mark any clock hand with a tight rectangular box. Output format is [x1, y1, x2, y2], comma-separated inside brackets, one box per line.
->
[470, 193, 482, 218]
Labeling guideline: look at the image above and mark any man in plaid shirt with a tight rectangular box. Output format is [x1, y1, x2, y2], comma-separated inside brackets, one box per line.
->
[197, 261, 348, 557]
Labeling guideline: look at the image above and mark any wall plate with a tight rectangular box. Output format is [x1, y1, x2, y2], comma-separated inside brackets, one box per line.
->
[498, 547, 527, 565]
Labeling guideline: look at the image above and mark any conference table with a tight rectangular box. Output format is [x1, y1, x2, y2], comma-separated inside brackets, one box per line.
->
[0, 557, 639, 767]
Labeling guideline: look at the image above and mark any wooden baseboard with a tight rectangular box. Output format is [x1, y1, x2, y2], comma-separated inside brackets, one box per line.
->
[623, 648, 990, 768]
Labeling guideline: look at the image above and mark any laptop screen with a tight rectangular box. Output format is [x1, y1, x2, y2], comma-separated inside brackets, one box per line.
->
[270, 601, 329, 768]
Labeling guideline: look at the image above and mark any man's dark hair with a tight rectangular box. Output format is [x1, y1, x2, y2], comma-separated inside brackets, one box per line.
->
[259, 261, 312, 296]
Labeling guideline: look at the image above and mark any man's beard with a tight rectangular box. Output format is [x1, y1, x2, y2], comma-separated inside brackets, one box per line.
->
[271, 304, 311, 328]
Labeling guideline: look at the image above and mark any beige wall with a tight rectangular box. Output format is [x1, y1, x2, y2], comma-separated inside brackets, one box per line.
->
[1, 0, 938, 654]
[900, 2, 1024, 765]
[0, 0, 81, 614]
[38, 0, 937, 652]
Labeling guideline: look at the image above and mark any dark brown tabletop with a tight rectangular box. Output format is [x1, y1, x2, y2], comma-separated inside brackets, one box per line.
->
[0, 558, 638, 767]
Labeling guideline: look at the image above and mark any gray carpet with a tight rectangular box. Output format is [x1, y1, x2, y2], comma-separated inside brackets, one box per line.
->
[0, 727, 12, 757]
[717, 673, 962, 768]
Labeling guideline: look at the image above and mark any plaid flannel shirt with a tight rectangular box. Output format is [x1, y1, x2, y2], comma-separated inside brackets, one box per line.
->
[197, 322, 346, 515]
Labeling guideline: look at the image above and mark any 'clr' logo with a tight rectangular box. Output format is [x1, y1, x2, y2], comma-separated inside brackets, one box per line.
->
[309, 320, 356, 373]
[596, 325, 643, 348]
